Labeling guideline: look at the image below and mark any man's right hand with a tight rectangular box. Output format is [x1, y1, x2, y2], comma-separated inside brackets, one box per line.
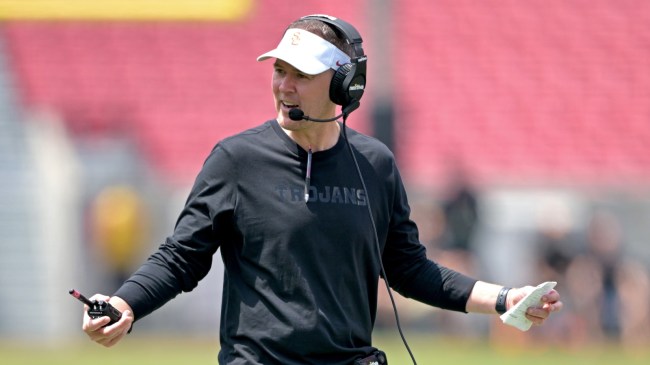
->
[81, 294, 134, 347]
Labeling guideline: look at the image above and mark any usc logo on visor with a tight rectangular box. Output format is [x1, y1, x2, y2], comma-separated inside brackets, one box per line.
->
[291, 31, 301, 45]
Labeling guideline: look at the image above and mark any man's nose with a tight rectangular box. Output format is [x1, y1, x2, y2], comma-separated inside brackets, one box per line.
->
[278, 74, 297, 91]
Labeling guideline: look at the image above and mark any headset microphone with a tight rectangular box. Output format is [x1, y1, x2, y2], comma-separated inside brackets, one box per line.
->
[288, 100, 361, 122]
[289, 108, 340, 122]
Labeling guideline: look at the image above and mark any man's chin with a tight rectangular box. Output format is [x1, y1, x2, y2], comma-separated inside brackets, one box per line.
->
[277, 115, 304, 129]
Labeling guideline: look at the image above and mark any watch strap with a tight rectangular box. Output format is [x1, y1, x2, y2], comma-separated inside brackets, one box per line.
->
[496, 287, 511, 315]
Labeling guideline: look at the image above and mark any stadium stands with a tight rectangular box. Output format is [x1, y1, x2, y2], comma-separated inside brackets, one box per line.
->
[2, 1, 649, 188]
[393, 0, 650, 187]
[1, 3, 369, 183]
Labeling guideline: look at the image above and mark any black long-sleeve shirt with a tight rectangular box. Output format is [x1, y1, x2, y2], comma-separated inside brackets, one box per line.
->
[115, 120, 477, 364]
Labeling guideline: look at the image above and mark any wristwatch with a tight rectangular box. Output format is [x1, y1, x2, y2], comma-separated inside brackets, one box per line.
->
[495, 287, 511, 315]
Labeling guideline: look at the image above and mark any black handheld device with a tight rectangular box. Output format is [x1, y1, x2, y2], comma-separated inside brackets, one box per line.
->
[69, 288, 122, 325]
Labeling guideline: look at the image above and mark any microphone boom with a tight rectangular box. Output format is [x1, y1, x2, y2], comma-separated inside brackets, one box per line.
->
[288, 108, 343, 122]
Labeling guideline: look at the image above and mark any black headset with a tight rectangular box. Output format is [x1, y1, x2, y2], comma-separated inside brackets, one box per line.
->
[299, 14, 367, 109]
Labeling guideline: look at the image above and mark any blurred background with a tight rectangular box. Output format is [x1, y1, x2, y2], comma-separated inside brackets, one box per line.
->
[1, 0, 649, 363]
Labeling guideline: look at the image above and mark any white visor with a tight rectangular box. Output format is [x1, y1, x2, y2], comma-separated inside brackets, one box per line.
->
[257, 28, 350, 75]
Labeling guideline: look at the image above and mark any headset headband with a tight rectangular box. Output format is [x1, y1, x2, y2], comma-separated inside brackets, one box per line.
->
[300, 14, 365, 60]
[299, 14, 367, 109]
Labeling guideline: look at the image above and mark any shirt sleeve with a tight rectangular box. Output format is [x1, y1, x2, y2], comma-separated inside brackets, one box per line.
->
[380, 163, 477, 313]
[114, 144, 237, 321]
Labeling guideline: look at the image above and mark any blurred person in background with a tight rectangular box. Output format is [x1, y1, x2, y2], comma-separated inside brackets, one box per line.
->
[78, 15, 562, 364]
[422, 167, 483, 337]
[89, 184, 149, 290]
[616, 258, 650, 349]
[528, 199, 580, 345]
[436, 166, 481, 276]
[439, 167, 479, 257]
[534, 200, 578, 287]
[565, 209, 650, 346]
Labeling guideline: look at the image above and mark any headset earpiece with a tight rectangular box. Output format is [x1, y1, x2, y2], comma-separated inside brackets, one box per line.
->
[330, 63, 354, 106]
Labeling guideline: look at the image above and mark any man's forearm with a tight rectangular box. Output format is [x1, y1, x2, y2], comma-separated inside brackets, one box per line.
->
[465, 281, 505, 314]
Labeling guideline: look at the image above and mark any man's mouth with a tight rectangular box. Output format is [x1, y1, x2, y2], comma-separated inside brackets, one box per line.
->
[282, 101, 299, 109]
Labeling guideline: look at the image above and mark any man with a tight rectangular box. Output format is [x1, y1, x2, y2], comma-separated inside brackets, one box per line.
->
[81, 15, 562, 364]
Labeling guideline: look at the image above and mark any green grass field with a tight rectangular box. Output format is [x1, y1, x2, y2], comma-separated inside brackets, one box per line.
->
[1, 331, 648, 365]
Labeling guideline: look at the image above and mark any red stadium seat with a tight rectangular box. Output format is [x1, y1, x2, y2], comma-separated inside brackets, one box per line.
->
[2, 1, 649, 187]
